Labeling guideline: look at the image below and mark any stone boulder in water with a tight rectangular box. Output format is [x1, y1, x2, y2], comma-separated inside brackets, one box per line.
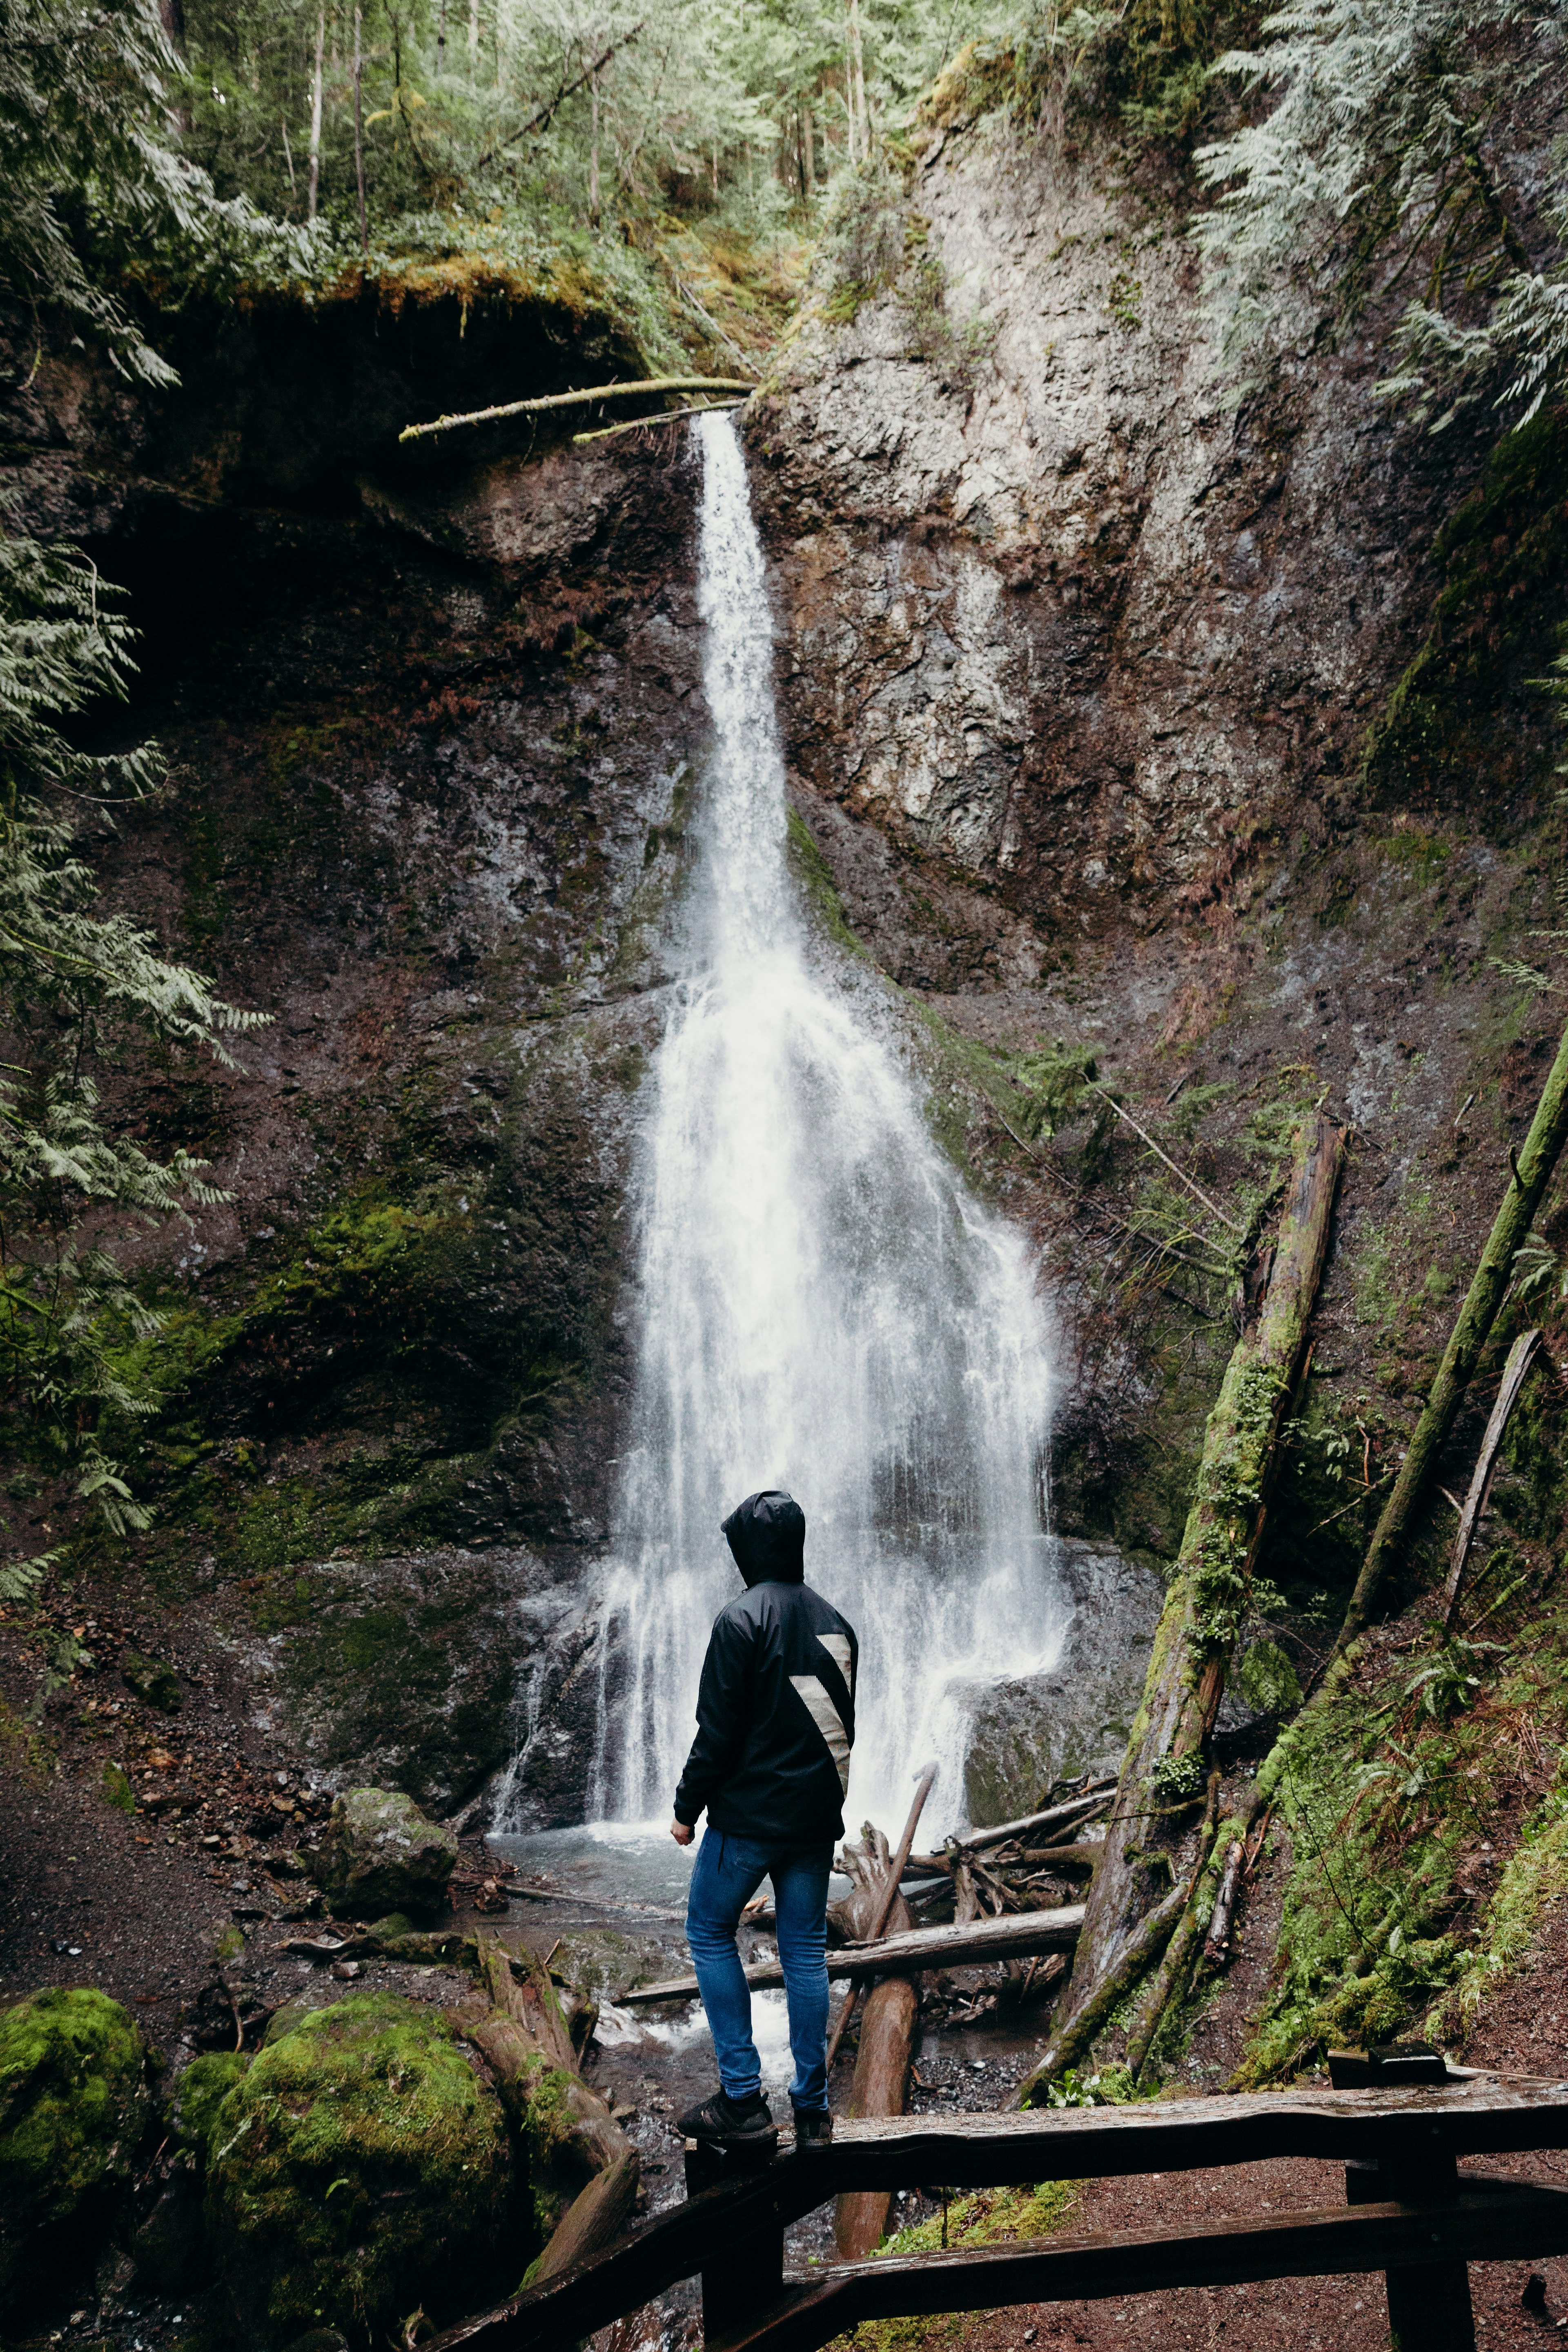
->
[205, 1992, 511, 2346]
[960, 1539, 1165, 1821]
[0, 1986, 149, 2302]
[309, 1786, 458, 1918]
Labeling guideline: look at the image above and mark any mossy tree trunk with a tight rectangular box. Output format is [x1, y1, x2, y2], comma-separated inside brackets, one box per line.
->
[1340, 1010, 1568, 1649]
[1020, 1114, 1345, 2099]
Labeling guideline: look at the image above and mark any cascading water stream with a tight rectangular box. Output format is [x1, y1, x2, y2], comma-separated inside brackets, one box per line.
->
[588, 413, 1063, 1840]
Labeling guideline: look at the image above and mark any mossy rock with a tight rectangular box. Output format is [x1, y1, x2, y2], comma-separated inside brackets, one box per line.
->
[0, 1986, 149, 2300]
[310, 1786, 458, 1919]
[544, 1927, 673, 2005]
[206, 1991, 512, 2347]
[121, 1650, 183, 1712]
[172, 2051, 252, 2167]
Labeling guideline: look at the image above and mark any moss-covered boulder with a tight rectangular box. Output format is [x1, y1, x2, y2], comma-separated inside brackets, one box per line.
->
[206, 1992, 511, 2346]
[0, 1986, 149, 2300]
[174, 2051, 253, 2163]
[310, 1787, 458, 1919]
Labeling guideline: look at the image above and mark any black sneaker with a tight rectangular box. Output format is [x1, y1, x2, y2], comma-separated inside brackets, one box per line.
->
[792, 2106, 833, 2150]
[676, 2088, 779, 2151]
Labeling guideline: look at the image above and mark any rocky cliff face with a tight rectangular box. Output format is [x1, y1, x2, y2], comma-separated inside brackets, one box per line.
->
[4, 294, 716, 1819]
[757, 135, 1494, 939]
[4, 109, 1565, 1830]
[754, 125, 1568, 1610]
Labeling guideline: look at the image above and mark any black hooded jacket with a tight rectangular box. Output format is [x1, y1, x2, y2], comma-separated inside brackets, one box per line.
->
[673, 1491, 858, 1845]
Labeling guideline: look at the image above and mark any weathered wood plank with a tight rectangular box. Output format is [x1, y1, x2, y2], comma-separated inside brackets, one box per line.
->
[421, 2076, 1568, 2352]
[707, 2186, 1568, 2352]
[619, 1905, 1085, 2005]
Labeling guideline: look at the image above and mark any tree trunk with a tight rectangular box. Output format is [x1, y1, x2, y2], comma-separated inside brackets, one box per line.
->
[306, 4, 325, 222]
[1442, 1327, 1541, 1628]
[1341, 1012, 1568, 1650]
[1037, 1114, 1345, 2078]
[588, 69, 600, 224]
[468, 0, 479, 56]
[803, 104, 815, 192]
[846, 0, 867, 161]
[352, 6, 368, 254]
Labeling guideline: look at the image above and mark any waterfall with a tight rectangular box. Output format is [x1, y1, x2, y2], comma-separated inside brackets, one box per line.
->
[588, 413, 1063, 1841]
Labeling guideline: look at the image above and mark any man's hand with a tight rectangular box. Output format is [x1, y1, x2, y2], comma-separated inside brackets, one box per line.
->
[670, 1817, 694, 1846]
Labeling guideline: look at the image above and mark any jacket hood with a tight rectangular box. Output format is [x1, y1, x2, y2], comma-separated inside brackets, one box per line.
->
[722, 1490, 806, 1586]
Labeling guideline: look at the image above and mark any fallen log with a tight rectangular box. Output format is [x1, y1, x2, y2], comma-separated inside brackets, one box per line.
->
[1123, 1770, 1221, 2083]
[574, 400, 747, 445]
[826, 1768, 935, 2069]
[398, 374, 756, 443]
[477, 1929, 578, 2074]
[618, 1905, 1085, 2005]
[1342, 1010, 1568, 1651]
[1013, 1840, 1105, 1871]
[457, 1933, 637, 2265]
[1200, 1826, 1247, 1967]
[1120, 1643, 1367, 2082]
[836, 1973, 919, 2257]
[1018, 1879, 1192, 2099]
[1441, 1326, 1541, 1629]
[1034, 1112, 1345, 2085]
[522, 2150, 641, 2288]
[951, 1786, 1115, 1858]
[832, 1784, 933, 2261]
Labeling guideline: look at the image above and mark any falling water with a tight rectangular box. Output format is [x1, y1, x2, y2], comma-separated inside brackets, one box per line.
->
[588, 414, 1063, 1840]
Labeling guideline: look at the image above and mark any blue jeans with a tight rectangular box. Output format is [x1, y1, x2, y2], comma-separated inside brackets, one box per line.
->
[685, 1829, 833, 2112]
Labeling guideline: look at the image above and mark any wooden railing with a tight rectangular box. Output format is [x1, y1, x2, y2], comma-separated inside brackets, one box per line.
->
[430, 2055, 1568, 2352]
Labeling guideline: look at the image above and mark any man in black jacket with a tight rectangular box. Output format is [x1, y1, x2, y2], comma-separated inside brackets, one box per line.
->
[669, 1488, 858, 2153]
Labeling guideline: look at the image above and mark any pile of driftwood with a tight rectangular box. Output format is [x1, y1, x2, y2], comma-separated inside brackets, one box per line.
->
[621, 1771, 1115, 2257]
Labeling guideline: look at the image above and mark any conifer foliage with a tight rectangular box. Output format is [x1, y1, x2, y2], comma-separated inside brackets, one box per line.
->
[1195, 0, 1568, 426]
[1, 0, 270, 1546]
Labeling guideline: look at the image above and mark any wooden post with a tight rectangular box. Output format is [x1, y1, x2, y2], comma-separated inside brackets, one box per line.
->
[1330, 2047, 1476, 2352]
[684, 2142, 784, 2341]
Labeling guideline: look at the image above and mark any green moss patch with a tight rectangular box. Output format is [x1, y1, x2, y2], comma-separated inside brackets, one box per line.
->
[1234, 1581, 1568, 2084]
[206, 1991, 511, 2347]
[0, 1986, 149, 2293]
[173, 2051, 252, 2166]
[831, 2179, 1082, 2348]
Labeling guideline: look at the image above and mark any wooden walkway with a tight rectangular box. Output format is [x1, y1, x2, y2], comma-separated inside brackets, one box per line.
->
[429, 2057, 1568, 2352]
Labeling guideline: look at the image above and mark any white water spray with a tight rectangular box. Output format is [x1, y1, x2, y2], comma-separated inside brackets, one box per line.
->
[588, 414, 1063, 1840]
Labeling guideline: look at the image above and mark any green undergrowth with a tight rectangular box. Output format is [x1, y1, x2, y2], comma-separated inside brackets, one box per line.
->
[1234, 1568, 1568, 2084]
[828, 2181, 1082, 2350]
